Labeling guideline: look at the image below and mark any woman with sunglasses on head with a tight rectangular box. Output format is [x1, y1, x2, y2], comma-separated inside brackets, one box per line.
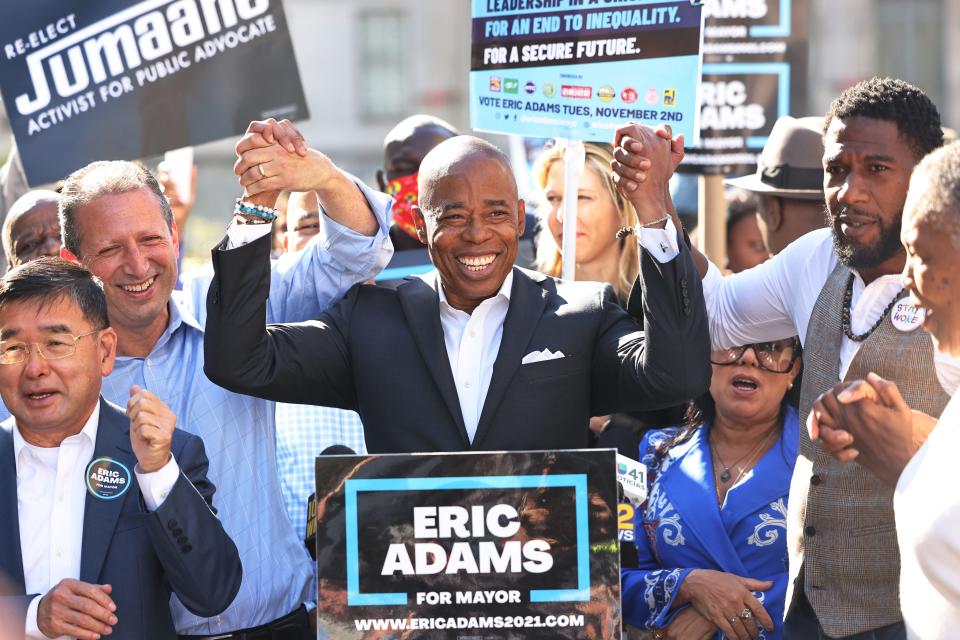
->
[622, 337, 802, 640]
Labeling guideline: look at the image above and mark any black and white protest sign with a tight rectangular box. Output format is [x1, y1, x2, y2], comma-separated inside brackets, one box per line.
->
[0, 0, 308, 185]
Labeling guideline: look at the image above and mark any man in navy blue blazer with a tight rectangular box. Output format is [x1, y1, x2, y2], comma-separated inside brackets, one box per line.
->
[0, 258, 241, 639]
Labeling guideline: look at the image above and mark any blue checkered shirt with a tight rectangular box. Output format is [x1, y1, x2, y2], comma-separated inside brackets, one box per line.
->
[275, 403, 367, 536]
[101, 185, 392, 634]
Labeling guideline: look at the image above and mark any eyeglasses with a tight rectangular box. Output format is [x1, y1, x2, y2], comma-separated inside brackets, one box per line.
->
[0, 329, 101, 365]
[710, 337, 800, 374]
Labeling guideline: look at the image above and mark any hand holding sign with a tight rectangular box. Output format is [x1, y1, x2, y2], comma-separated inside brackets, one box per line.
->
[37, 579, 117, 640]
[157, 162, 196, 235]
[127, 385, 175, 474]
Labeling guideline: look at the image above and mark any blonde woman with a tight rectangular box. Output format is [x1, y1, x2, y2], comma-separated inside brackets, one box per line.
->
[533, 142, 639, 304]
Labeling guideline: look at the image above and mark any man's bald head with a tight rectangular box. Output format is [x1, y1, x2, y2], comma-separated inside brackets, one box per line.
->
[3, 190, 61, 268]
[417, 136, 516, 212]
[410, 136, 524, 314]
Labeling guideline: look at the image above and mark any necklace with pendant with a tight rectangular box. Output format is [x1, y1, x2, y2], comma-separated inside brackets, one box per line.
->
[712, 424, 779, 483]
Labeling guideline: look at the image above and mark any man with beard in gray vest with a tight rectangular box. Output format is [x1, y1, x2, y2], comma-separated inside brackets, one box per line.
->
[612, 77, 959, 639]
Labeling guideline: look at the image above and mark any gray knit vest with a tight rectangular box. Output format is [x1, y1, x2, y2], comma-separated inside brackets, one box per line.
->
[786, 262, 949, 637]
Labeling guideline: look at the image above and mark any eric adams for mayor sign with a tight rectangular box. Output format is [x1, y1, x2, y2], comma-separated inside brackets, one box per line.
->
[314, 449, 621, 639]
[0, 0, 308, 186]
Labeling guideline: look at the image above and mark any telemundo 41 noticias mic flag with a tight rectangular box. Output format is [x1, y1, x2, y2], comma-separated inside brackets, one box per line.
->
[0, 0, 309, 186]
[470, 0, 705, 142]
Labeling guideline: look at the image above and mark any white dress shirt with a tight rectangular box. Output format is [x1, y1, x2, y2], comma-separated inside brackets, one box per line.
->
[9, 405, 179, 639]
[895, 392, 960, 638]
[438, 272, 513, 442]
[435, 220, 680, 441]
[701, 227, 960, 394]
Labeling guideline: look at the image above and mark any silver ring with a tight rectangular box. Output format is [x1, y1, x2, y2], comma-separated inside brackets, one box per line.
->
[740, 608, 753, 620]
[729, 616, 738, 625]
[257, 163, 267, 179]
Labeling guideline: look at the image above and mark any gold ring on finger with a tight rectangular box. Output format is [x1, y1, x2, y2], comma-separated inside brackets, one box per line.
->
[257, 163, 267, 179]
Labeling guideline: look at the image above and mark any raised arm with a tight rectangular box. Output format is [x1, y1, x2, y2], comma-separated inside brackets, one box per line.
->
[611, 122, 806, 349]
[204, 231, 359, 409]
[129, 388, 242, 616]
[187, 119, 393, 325]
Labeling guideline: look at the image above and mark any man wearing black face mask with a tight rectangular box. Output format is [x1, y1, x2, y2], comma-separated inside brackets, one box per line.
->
[613, 77, 960, 639]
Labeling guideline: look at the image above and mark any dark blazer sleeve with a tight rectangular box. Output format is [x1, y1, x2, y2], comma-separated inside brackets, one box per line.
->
[143, 432, 242, 617]
[204, 232, 359, 409]
[590, 236, 711, 414]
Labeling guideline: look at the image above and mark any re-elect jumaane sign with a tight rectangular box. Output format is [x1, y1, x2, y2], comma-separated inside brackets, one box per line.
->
[0, 0, 308, 185]
[470, 0, 704, 142]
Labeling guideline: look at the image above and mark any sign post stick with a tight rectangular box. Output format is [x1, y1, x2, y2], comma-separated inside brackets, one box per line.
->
[560, 139, 585, 281]
[698, 174, 727, 267]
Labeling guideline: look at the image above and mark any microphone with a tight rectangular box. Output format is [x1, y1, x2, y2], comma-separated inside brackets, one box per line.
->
[305, 445, 357, 560]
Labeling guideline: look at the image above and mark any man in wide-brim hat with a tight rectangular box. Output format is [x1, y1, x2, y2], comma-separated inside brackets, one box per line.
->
[726, 115, 828, 254]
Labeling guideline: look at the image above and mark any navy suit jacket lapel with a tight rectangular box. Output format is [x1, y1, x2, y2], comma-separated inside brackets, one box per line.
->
[473, 269, 548, 447]
[398, 274, 470, 446]
[662, 429, 749, 576]
[80, 399, 135, 584]
[0, 426, 25, 591]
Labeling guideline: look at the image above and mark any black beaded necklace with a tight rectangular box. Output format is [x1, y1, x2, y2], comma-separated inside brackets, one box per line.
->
[841, 273, 904, 342]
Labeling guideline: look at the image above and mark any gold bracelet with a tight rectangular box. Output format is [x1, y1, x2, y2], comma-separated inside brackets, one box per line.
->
[641, 215, 670, 228]
[615, 215, 670, 239]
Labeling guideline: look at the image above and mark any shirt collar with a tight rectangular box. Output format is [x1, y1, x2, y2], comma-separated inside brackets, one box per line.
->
[169, 292, 204, 334]
[11, 400, 102, 466]
[123, 294, 203, 360]
[437, 269, 514, 312]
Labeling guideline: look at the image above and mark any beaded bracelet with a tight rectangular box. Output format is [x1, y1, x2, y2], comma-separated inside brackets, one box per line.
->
[234, 198, 278, 222]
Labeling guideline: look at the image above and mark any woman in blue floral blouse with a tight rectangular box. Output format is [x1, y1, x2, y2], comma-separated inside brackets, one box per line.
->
[622, 337, 801, 640]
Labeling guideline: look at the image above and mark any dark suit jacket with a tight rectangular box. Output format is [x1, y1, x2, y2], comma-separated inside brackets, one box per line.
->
[204, 233, 710, 453]
[0, 399, 242, 638]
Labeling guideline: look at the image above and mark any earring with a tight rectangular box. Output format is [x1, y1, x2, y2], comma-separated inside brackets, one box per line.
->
[788, 382, 794, 390]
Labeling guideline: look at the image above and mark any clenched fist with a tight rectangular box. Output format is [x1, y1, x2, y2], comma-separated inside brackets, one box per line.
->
[126, 385, 175, 473]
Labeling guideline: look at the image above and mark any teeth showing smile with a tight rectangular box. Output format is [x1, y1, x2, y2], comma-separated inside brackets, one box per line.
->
[26, 392, 53, 400]
[121, 276, 156, 293]
[458, 255, 496, 272]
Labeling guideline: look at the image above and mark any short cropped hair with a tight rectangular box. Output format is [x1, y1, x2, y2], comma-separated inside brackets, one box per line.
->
[59, 161, 172, 256]
[910, 141, 960, 248]
[0, 257, 109, 329]
[824, 77, 943, 159]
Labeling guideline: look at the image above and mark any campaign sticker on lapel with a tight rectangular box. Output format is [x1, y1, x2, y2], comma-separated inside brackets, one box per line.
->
[85, 457, 131, 501]
[891, 300, 925, 333]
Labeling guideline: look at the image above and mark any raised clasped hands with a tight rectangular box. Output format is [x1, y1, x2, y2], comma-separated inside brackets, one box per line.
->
[611, 122, 684, 228]
[807, 372, 930, 486]
[234, 118, 334, 206]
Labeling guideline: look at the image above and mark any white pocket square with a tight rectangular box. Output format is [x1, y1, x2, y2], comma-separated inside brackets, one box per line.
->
[521, 349, 566, 365]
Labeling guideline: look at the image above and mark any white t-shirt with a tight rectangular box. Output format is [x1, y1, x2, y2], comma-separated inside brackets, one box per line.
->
[895, 392, 960, 639]
[701, 227, 960, 394]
